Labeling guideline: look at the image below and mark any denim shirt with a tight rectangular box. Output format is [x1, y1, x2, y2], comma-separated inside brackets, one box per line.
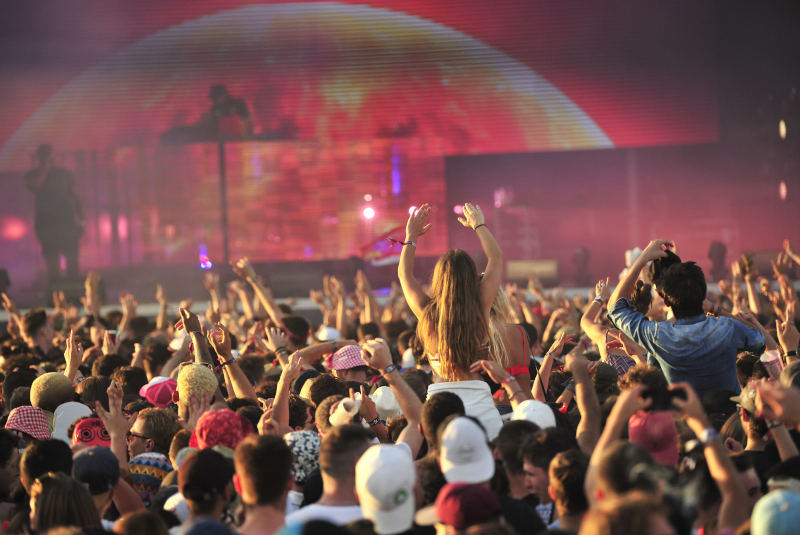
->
[608, 298, 765, 396]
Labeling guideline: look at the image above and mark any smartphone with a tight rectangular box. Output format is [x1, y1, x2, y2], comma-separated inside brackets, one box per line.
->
[108, 330, 118, 345]
[642, 387, 687, 412]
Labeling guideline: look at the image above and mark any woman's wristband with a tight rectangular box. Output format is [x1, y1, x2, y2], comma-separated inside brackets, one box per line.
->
[473, 223, 487, 231]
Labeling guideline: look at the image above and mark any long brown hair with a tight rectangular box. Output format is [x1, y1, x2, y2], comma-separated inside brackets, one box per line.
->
[31, 472, 101, 532]
[418, 249, 487, 380]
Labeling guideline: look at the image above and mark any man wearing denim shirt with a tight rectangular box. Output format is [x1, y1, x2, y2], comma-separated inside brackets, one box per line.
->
[607, 239, 765, 397]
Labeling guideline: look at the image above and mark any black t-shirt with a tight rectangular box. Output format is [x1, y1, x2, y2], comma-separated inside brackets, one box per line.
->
[498, 495, 548, 535]
[25, 166, 82, 232]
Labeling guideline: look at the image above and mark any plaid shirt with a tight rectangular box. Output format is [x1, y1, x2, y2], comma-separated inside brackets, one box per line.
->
[606, 352, 636, 378]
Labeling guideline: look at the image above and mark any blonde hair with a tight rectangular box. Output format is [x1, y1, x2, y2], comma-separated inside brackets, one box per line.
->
[417, 250, 487, 381]
[488, 287, 514, 368]
[177, 364, 218, 418]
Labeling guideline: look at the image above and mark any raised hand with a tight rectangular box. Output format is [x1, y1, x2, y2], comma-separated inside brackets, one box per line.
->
[64, 330, 82, 380]
[352, 385, 379, 421]
[0, 293, 18, 316]
[469, 359, 511, 384]
[406, 203, 432, 240]
[594, 277, 611, 303]
[776, 314, 800, 354]
[102, 330, 120, 356]
[457, 202, 485, 229]
[95, 380, 134, 439]
[547, 330, 576, 359]
[264, 325, 288, 352]
[52, 290, 68, 314]
[155, 284, 167, 304]
[232, 257, 257, 281]
[784, 239, 795, 258]
[753, 380, 800, 427]
[120, 292, 137, 316]
[203, 272, 220, 292]
[639, 239, 674, 264]
[206, 322, 232, 360]
[669, 383, 710, 434]
[361, 338, 393, 371]
[179, 307, 202, 334]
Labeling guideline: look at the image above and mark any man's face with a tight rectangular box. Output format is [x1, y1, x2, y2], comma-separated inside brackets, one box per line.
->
[126, 420, 151, 460]
[341, 367, 367, 384]
[522, 460, 550, 502]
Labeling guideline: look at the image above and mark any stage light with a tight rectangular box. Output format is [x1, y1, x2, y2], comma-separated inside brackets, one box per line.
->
[408, 205, 417, 215]
[363, 206, 376, 220]
[780, 180, 787, 201]
[453, 205, 463, 215]
[198, 244, 213, 270]
[364, 194, 373, 202]
[779, 119, 787, 140]
[0, 216, 28, 241]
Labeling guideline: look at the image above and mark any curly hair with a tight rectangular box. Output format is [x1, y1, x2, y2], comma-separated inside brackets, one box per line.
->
[618, 364, 667, 392]
[417, 249, 487, 380]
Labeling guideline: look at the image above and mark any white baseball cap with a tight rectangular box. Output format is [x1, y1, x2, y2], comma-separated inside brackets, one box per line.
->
[439, 417, 495, 484]
[512, 399, 556, 429]
[356, 444, 416, 534]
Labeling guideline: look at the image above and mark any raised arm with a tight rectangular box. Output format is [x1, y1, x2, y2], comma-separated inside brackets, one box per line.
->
[362, 338, 424, 455]
[565, 343, 601, 454]
[584, 384, 651, 505]
[457, 203, 503, 314]
[398, 203, 432, 319]
[232, 257, 284, 326]
[608, 239, 672, 308]
[207, 323, 257, 401]
[671, 383, 748, 532]
[155, 284, 169, 331]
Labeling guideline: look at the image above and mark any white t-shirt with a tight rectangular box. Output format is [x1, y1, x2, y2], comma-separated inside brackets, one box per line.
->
[284, 503, 363, 526]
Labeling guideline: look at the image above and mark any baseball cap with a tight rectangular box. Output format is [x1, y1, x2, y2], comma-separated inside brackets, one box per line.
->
[439, 417, 494, 484]
[52, 401, 92, 445]
[356, 444, 416, 535]
[731, 384, 757, 414]
[628, 411, 678, 467]
[6, 405, 51, 441]
[328, 345, 367, 371]
[179, 449, 235, 503]
[512, 399, 556, 429]
[751, 490, 800, 535]
[284, 430, 320, 485]
[415, 483, 502, 529]
[71, 417, 111, 448]
[73, 446, 120, 495]
[139, 377, 178, 409]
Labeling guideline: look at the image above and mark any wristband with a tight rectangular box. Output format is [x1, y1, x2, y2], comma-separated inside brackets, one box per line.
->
[367, 416, 382, 427]
[768, 420, 784, 429]
[220, 360, 235, 368]
[275, 347, 289, 355]
[786, 350, 798, 357]
[501, 375, 517, 386]
[697, 427, 720, 445]
[473, 223, 487, 231]
[190, 330, 202, 336]
[593, 296, 604, 303]
[382, 364, 398, 376]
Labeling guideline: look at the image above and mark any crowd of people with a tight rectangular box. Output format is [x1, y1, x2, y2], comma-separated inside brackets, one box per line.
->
[1, 202, 800, 535]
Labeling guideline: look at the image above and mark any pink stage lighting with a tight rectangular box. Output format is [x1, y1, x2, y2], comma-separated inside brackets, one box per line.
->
[362, 206, 376, 220]
[453, 205, 463, 215]
[408, 205, 417, 215]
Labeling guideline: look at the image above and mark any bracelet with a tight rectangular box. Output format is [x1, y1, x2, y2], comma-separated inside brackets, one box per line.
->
[697, 427, 720, 445]
[382, 364, 398, 376]
[220, 360, 235, 367]
[786, 350, 798, 357]
[402, 241, 416, 247]
[501, 375, 517, 386]
[768, 420, 783, 429]
[275, 347, 289, 355]
[473, 223, 487, 231]
[593, 296, 604, 303]
[367, 416, 382, 427]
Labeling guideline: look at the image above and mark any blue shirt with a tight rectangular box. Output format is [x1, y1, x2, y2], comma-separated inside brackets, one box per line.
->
[608, 298, 765, 396]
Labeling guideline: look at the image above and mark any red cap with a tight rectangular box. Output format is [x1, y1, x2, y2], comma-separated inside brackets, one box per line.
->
[415, 483, 502, 530]
[628, 410, 678, 467]
[327, 345, 367, 371]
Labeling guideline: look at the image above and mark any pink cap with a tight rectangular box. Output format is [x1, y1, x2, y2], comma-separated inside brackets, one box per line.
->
[328, 345, 367, 371]
[139, 377, 178, 408]
[628, 410, 678, 467]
